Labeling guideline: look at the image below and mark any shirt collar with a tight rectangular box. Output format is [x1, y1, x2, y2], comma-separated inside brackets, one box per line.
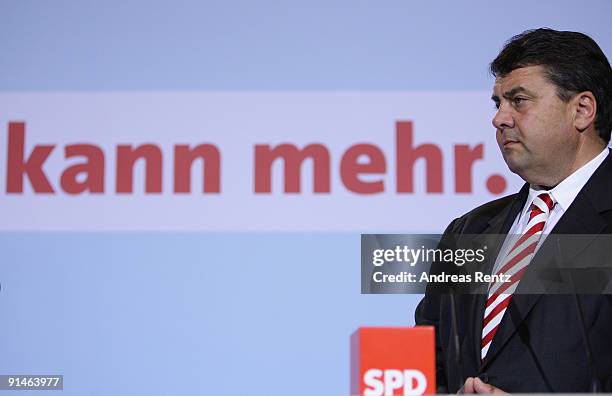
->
[519, 147, 609, 223]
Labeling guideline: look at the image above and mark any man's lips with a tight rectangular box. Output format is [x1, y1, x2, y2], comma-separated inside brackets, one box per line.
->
[503, 139, 520, 147]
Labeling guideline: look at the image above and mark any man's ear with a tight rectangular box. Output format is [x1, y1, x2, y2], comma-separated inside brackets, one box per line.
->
[572, 91, 597, 132]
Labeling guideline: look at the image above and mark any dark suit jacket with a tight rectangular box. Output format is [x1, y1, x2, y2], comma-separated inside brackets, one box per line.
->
[415, 150, 612, 393]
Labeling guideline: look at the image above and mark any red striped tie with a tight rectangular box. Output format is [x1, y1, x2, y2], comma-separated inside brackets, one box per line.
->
[480, 192, 555, 360]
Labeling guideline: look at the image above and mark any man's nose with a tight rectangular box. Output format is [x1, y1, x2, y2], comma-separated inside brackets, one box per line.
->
[492, 107, 515, 130]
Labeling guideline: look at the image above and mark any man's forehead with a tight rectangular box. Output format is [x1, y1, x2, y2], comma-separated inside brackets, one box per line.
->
[492, 65, 547, 95]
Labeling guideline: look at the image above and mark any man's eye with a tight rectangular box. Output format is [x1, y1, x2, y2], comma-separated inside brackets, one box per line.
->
[513, 97, 526, 106]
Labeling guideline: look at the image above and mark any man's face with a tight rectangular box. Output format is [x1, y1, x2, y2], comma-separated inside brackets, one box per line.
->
[491, 65, 578, 186]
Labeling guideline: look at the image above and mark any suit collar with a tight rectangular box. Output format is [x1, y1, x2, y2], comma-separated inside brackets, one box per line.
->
[488, 182, 530, 235]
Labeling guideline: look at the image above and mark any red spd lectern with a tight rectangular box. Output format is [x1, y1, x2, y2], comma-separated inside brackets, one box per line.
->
[350, 327, 436, 395]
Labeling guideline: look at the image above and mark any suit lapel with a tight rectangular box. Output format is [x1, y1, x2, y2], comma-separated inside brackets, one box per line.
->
[471, 184, 529, 370]
[479, 150, 612, 371]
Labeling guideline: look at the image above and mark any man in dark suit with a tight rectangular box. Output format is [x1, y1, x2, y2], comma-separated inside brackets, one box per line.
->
[415, 28, 612, 393]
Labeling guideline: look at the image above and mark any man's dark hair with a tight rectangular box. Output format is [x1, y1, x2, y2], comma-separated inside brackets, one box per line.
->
[490, 28, 612, 143]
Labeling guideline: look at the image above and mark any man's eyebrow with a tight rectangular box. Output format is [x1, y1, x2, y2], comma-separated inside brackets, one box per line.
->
[502, 86, 533, 98]
[491, 86, 535, 103]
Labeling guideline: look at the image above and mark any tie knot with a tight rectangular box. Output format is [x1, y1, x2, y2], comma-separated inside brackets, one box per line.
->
[530, 192, 556, 218]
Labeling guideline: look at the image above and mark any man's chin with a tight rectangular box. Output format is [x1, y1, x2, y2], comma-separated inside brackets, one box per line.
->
[504, 161, 548, 185]
[503, 158, 529, 179]
[503, 156, 521, 172]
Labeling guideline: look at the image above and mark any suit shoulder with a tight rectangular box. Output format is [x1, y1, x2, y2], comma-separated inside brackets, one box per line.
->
[445, 193, 519, 234]
[462, 193, 518, 220]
